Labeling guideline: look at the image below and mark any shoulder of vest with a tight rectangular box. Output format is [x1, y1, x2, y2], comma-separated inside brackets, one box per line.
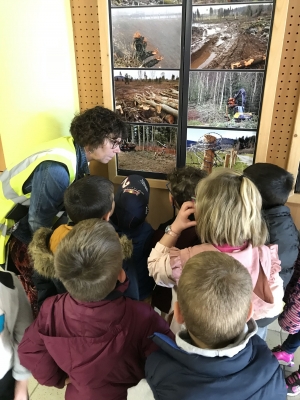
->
[0, 271, 15, 289]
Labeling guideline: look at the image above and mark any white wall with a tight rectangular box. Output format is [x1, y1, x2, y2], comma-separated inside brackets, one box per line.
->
[0, 0, 79, 166]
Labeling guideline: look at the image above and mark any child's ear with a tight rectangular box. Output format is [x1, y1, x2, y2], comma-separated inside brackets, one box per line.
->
[246, 302, 253, 322]
[117, 269, 126, 283]
[102, 212, 110, 222]
[168, 193, 174, 207]
[174, 301, 185, 325]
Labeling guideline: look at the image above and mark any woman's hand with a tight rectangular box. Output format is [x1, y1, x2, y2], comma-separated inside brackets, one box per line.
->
[14, 380, 28, 400]
[172, 201, 196, 235]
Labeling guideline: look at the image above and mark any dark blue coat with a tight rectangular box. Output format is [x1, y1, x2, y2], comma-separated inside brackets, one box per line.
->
[145, 333, 286, 400]
[263, 205, 299, 289]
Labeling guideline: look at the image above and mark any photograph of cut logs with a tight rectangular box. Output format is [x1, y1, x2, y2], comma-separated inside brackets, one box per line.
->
[114, 70, 180, 124]
[186, 128, 256, 173]
[112, 6, 182, 69]
[118, 125, 177, 173]
[112, 0, 181, 5]
[188, 70, 264, 129]
[191, 3, 273, 69]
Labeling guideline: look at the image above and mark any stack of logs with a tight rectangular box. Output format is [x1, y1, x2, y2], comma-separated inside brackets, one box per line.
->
[116, 89, 179, 124]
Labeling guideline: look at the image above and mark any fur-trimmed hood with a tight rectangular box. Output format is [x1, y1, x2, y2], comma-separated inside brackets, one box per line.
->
[28, 226, 133, 279]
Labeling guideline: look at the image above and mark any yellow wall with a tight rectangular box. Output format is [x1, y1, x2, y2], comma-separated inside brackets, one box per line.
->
[0, 0, 79, 166]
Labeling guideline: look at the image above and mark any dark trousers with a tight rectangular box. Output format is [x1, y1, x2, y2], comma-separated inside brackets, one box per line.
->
[0, 370, 15, 400]
[282, 331, 300, 354]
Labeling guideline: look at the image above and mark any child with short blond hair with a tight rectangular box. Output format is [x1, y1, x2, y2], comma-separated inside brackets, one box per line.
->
[128, 252, 286, 400]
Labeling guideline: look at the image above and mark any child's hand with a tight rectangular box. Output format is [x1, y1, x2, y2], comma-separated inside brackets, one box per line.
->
[65, 377, 71, 385]
[172, 201, 196, 235]
[14, 379, 28, 400]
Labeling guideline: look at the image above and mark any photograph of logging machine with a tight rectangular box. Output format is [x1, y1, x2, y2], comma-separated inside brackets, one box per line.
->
[188, 71, 264, 129]
[111, 6, 182, 69]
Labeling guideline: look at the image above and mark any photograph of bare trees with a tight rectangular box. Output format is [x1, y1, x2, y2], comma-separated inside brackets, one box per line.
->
[188, 71, 264, 129]
[193, 0, 273, 4]
[114, 70, 180, 124]
[112, 7, 182, 68]
[112, 0, 181, 5]
[191, 3, 272, 69]
[186, 127, 256, 173]
[118, 125, 177, 173]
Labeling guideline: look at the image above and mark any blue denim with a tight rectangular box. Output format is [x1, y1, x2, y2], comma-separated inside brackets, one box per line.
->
[13, 142, 89, 244]
[281, 331, 300, 354]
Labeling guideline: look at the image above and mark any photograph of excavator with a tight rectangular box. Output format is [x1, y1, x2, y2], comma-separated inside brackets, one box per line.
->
[111, 6, 182, 69]
[191, 3, 272, 70]
[188, 71, 264, 129]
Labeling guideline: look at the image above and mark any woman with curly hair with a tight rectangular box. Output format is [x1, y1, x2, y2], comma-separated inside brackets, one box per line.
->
[0, 106, 128, 316]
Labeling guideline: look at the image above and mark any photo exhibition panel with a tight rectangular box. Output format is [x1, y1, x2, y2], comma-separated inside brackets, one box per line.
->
[108, 0, 274, 178]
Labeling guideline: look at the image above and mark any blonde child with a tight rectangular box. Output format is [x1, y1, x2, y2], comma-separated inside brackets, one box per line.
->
[148, 168, 284, 338]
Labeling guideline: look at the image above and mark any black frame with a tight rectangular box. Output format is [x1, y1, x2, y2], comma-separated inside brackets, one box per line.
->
[108, 0, 276, 179]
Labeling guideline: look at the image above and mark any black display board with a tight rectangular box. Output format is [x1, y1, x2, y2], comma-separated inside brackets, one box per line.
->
[108, 0, 275, 178]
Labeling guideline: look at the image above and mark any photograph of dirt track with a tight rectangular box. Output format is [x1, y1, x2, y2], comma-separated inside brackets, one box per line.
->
[191, 3, 273, 70]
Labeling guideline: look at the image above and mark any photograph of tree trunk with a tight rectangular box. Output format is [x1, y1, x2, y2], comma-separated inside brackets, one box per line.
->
[191, 3, 272, 70]
[188, 71, 264, 129]
[112, 0, 181, 5]
[118, 125, 177, 173]
[114, 70, 179, 124]
[186, 127, 256, 174]
[111, 7, 182, 69]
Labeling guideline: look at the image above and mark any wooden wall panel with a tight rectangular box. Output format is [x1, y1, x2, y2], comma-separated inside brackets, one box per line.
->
[70, 0, 103, 109]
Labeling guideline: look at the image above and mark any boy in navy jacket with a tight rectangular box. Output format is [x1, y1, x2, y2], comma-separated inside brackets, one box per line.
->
[128, 252, 286, 400]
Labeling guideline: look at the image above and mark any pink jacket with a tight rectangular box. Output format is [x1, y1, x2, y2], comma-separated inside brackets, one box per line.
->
[148, 242, 284, 321]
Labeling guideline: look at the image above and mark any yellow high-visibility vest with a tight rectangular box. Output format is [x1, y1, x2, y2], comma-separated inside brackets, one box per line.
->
[0, 136, 77, 264]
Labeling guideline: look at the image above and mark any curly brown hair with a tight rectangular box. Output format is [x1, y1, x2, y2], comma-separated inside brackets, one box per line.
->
[70, 106, 128, 148]
[167, 166, 208, 207]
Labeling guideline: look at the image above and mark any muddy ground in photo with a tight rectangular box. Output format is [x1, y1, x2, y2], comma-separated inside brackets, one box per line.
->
[191, 17, 271, 69]
[118, 150, 176, 174]
[115, 80, 179, 124]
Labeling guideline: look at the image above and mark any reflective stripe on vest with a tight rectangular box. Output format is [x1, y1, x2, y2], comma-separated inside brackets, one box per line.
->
[0, 136, 77, 264]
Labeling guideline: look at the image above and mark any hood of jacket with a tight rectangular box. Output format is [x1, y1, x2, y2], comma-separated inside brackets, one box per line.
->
[145, 320, 286, 400]
[29, 226, 133, 279]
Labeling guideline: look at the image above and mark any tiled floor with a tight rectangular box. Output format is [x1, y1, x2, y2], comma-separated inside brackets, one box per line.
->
[266, 319, 300, 400]
[27, 320, 299, 399]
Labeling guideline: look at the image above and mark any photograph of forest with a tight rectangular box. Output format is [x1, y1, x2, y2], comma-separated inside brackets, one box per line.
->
[114, 70, 180, 124]
[186, 127, 256, 173]
[191, 3, 272, 69]
[112, 0, 181, 5]
[188, 71, 264, 129]
[118, 125, 177, 173]
[112, 7, 182, 69]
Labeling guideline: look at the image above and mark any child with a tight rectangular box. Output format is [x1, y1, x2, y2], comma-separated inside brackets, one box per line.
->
[110, 175, 155, 301]
[128, 252, 286, 400]
[243, 163, 299, 288]
[151, 166, 207, 316]
[18, 219, 173, 400]
[0, 270, 33, 400]
[148, 169, 284, 338]
[29, 175, 134, 309]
